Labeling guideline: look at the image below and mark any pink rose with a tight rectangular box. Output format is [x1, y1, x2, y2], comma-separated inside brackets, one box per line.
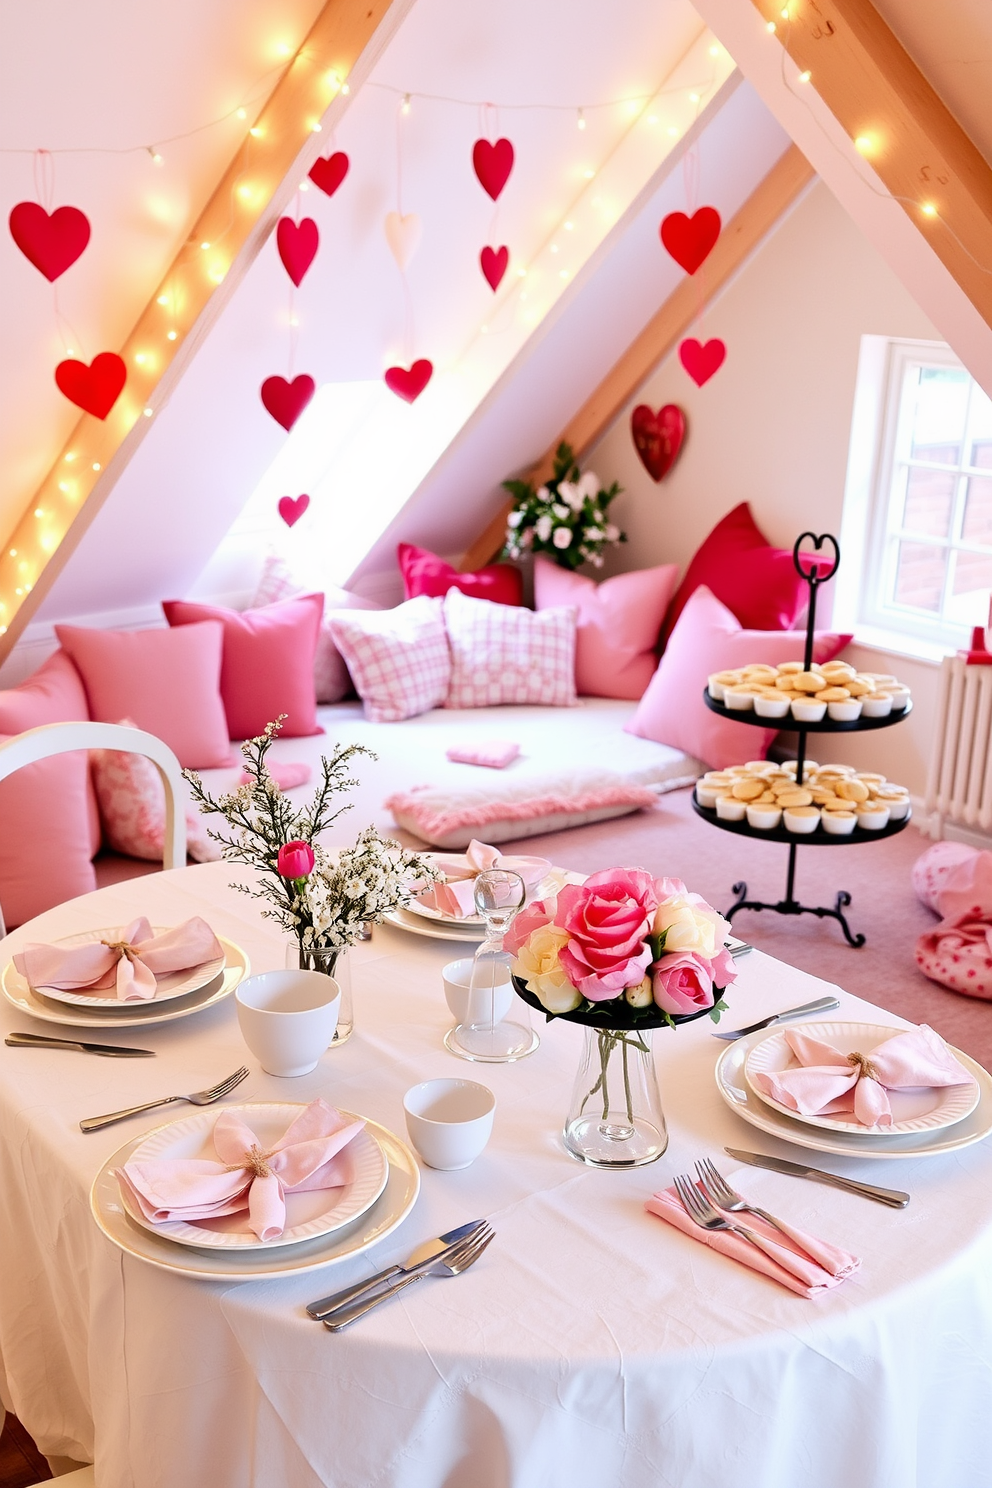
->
[502, 900, 553, 956]
[556, 869, 656, 1000]
[652, 951, 717, 1016]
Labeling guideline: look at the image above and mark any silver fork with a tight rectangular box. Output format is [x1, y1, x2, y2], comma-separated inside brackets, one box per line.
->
[673, 1174, 793, 1265]
[695, 1158, 820, 1262]
[324, 1224, 495, 1331]
[79, 1066, 250, 1133]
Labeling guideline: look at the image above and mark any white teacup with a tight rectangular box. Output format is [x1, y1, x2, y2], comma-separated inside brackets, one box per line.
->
[236, 969, 340, 1077]
[403, 1078, 496, 1170]
[442, 957, 513, 1027]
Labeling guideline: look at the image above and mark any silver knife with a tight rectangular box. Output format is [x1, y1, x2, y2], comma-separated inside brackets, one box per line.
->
[711, 996, 841, 1040]
[306, 1219, 484, 1319]
[725, 1148, 910, 1207]
[5, 1031, 156, 1058]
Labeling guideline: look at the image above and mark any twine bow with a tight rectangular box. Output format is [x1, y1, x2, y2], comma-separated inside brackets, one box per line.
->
[101, 938, 142, 963]
[228, 1143, 273, 1179]
[846, 1051, 880, 1083]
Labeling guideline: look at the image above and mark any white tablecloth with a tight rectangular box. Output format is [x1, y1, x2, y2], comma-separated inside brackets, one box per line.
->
[1, 862, 991, 1488]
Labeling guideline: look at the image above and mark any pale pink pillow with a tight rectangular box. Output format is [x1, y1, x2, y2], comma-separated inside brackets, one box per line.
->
[89, 723, 220, 864]
[251, 555, 382, 703]
[327, 596, 451, 723]
[912, 841, 979, 915]
[56, 622, 234, 770]
[443, 588, 577, 709]
[534, 558, 679, 700]
[625, 586, 851, 769]
[0, 740, 96, 927]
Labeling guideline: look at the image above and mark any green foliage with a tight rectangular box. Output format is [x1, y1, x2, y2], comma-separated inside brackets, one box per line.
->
[500, 441, 626, 572]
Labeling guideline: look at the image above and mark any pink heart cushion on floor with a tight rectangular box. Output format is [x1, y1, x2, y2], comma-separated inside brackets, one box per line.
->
[534, 557, 679, 700]
[443, 588, 577, 709]
[0, 743, 96, 927]
[162, 594, 324, 740]
[252, 555, 382, 703]
[57, 622, 233, 770]
[626, 586, 851, 769]
[327, 596, 451, 723]
[90, 720, 220, 864]
[398, 542, 523, 607]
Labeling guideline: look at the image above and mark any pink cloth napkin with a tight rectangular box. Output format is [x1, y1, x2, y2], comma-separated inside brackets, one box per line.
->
[116, 1099, 364, 1241]
[750, 1024, 974, 1127]
[238, 760, 312, 790]
[417, 838, 552, 918]
[446, 741, 521, 769]
[646, 1184, 860, 1297]
[13, 916, 223, 1002]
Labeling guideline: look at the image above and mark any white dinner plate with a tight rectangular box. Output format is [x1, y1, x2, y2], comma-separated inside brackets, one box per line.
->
[744, 1021, 981, 1136]
[118, 1104, 389, 1250]
[406, 897, 487, 929]
[382, 907, 484, 943]
[13, 927, 227, 1009]
[2, 937, 248, 1029]
[715, 1030, 992, 1159]
[91, 1115, 420, 1280]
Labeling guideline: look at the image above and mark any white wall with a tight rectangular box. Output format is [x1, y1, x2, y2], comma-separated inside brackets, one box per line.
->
[586, 180, 944, 795]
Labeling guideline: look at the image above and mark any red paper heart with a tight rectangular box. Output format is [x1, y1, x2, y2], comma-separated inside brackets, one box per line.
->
[660, 207, 721, 275]
[309, 151, 349, 197]
[630, 404, 686, 482]
[278, 494, 310, 528]
[260, 374, 316, 430]
[276, 217, 319, 286]
[384, 360, 433, 403]
[679, 337, 726, 387]
[54, 352, 126, 419]
[10, 202, 91, 282]
[472, 138, 514, 201]
[480, 245, 509, 291]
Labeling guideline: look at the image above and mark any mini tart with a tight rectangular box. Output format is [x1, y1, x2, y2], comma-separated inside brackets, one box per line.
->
[715, 795, 748, 821]
[861, 692, 893, 718]
[863, 673, 897, 687]
[776, 661, 804, 675]
[778, 788, 814, 808]
[722, 686, 758, 711]
[836, 778, 870, 802]
[827, 697, 863, 721]
[791, 697, 827, 721]
[783, 805, 821, 833]
[856, 802, 891, 830]
[732, 778, 765, 801]
[882, 685, 911, 709]
[792, 670, 828, 693]
[695, 781, 724, 808]
[822, 811, 857, 835]
[746, 802, 783, 830]
[844, 676, 874, 697]
[815, 686, 851, 702]
[754, 692, 792, 719]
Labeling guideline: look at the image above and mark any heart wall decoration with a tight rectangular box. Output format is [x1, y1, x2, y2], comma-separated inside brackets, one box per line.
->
[260, 374, 316, 430]
[630, 404, 686, 482]
[384, 211, 422, 272]
[660, 207, 721, 275]
[278, 494, 310, 528]
[472, 138, 514, 201]
[309, 151, 349, 197]
[384, 359, 433, 403]
[276, 217, 319, 286]
[54, 353, 126, 419]
[9, 202, 91, 281]
[480, 245, 509, 291]
[678, 337, 726, 387]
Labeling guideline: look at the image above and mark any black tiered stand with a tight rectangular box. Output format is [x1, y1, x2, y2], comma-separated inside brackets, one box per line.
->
[690, 532, 912, 948]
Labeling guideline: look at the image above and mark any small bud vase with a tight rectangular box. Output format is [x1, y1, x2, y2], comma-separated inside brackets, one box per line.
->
[563, 1027, 668, 1167]
[286, 943, 353, 1045]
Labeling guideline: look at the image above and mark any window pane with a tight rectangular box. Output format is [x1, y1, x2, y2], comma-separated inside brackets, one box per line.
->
[973, 441, 992, 470]
[901, 465, 955, 536]
[962, 476, 992, 544]
[893, 540, 946, 612]
[970, 386, 992, 468]
[947, 550, 992, 627]
[910, 366, 968, 464]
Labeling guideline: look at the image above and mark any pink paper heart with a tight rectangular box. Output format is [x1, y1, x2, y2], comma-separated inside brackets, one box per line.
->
[9, 202, 91, 281]
[260, 374, 316, 430]
[472, 138, 514, 200]
[309, 152, 349, 197]
[678, 337, 726, 387]
[384, 359, 433, 403]
[480, 245, 509, 290]
[276, 217, 319, 286]
[278, 494, 310, 527]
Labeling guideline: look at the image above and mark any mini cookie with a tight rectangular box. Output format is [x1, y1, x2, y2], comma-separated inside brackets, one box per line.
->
[778, 788, 814, 807]
[792, 671, 827, 693]
[855, 772, 886, 787]
[815, 686, 852, 702]
[742, 665, 778, 681]
[837, 778, 870, 802]
[776, 661, 804, 675]
[811, 788, 840, 805]
[732, 779, 765, 800]
[845, 676, 873, 697]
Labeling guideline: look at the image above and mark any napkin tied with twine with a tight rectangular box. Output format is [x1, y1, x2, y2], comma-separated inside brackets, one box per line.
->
[13, 916, 223, 1002]
[416, 838, 551, 919]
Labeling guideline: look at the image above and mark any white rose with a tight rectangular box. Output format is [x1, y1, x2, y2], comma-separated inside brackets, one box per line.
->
[653, 894, 729, 958]
[552, 502, 570, 520]
[625, 975, 653, 1007]
[507, 510, 523, 528]
[536, 486, 550, 502]
[535, 514, 553, 542]
[584, 527, 603, 542]
[577, 470, 600, 500]
[514, 924, 580, 1013]
[552, 527, 573, 549]
[557, 480, 584, 512]
[604, 524, 620, 542]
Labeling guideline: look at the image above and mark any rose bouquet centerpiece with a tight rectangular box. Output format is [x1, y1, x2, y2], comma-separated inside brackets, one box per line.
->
[505, 867, 737, 1166]
[500, 442, 626, 571]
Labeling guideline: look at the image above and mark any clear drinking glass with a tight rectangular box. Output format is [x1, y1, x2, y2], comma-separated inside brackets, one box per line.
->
[446, 869, 539, 1063]
[285, 942, 353, 1045]
[563, 1027, 668, 1167]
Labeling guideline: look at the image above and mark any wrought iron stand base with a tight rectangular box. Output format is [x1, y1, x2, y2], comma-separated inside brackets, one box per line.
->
[727, 882, 866, 948]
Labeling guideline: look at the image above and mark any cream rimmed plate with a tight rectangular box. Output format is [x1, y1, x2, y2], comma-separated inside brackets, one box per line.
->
[12, 927, 226, 1009]
[744, 1021, 981, 1136]
[2, 937, 248, 1029]
[715, 1031, 992, 1160]
[90, 1116, 420, 1280]
[382, 908, 484, 943]
[118, 1104, 388, 1250]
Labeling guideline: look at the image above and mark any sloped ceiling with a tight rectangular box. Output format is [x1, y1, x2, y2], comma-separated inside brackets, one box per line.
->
[873, 0, 992, 164]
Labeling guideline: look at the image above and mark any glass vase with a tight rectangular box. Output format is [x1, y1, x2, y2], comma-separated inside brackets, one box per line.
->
[563, 1026, 668, 1168]
[286, 943, 353, 1046]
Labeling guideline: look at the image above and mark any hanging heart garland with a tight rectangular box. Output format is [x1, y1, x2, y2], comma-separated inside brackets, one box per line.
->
[9, 202, 91, 281]
[384, 212, 422, 272]
[260, 374, 316, 430]
[308, 151, 349, 197]
[278, 494, 310, 528]
[472, 138, 514, 201]
[276, 217, 319, 286]
[660, 207, 721, 275]
[54, 352, 126, 418]
[384, 360, 433, 403]
[678, 337, 726, 387]
[480, 245, 509, 291]
[630, 404, 686, 482]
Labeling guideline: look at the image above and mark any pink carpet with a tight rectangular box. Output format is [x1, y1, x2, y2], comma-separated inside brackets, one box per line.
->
[505, 786, 992, 1074]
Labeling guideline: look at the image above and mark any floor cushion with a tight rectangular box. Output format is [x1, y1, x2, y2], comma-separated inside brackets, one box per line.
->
[912, 841, 981, 915]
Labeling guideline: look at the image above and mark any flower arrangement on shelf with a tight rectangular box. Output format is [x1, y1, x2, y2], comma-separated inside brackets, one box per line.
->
[500, 441, 626, 571]
[184, 720, 438, 971]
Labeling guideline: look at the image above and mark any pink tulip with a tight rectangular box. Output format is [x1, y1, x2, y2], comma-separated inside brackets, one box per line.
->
[652, 951, 717, 1016]
[277, 840, 315, 879]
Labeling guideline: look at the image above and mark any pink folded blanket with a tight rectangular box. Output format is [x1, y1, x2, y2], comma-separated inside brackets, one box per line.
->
[415, 838, 552, 918]
[446, 741, 521, 769]
[13, 916, 222, 1002]
[117, 1099, 364, 1241]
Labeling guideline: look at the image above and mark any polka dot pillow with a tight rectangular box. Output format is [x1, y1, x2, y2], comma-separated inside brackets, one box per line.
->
[443, 588, 577, 709]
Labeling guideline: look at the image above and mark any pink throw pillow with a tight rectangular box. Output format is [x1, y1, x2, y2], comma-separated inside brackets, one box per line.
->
[89, 722, 220, 864]
[912, 841, 980, 915]
[163, 595, 323, 739]
[251, 555, 382, 703]
[662, 503, 807, 645]
[0, 742, 97, 927]
[534, 557, 679, 700]
[327, 596, 451, 723]
[56, 622, 233, 770]
[626, 586, 851, 769]
[443, 588, 577, 709]
[398, 542, 523, 607]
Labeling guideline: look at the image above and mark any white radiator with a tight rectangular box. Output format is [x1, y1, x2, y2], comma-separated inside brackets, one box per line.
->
[925, 655, 992, 836]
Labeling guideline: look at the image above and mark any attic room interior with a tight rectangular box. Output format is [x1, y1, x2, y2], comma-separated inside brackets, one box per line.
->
[2, 0, 992, 1484]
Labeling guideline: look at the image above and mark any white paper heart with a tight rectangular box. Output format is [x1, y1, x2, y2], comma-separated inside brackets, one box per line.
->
[384, 211, 422, 271]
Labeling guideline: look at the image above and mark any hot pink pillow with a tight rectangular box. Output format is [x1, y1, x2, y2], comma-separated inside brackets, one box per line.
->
[327, 596, 451, 723]
[534, 558, 679, 700]
[0, 742, 96, 927]
[163, 595, 323, 740]
[398, 542, 523, 607]
[443, 588, 577, 709]
[56, 622, 233, 770]
[662, 503, 807, 645]
[626, 586, 851, 769]
[89, 722, 220, 864]
[252, 555, 382, 703]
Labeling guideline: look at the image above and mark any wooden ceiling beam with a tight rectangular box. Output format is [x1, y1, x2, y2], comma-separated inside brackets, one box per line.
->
[461, 143, 814, 573]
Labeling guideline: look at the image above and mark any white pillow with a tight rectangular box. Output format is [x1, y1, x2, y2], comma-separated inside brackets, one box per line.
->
[327, 596, 451, 723]
[443, 588, 577, 709]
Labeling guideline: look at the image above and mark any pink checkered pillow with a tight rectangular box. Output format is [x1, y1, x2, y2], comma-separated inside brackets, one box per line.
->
[443, 588, 577, 709]
[327, 596, 451, 722]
